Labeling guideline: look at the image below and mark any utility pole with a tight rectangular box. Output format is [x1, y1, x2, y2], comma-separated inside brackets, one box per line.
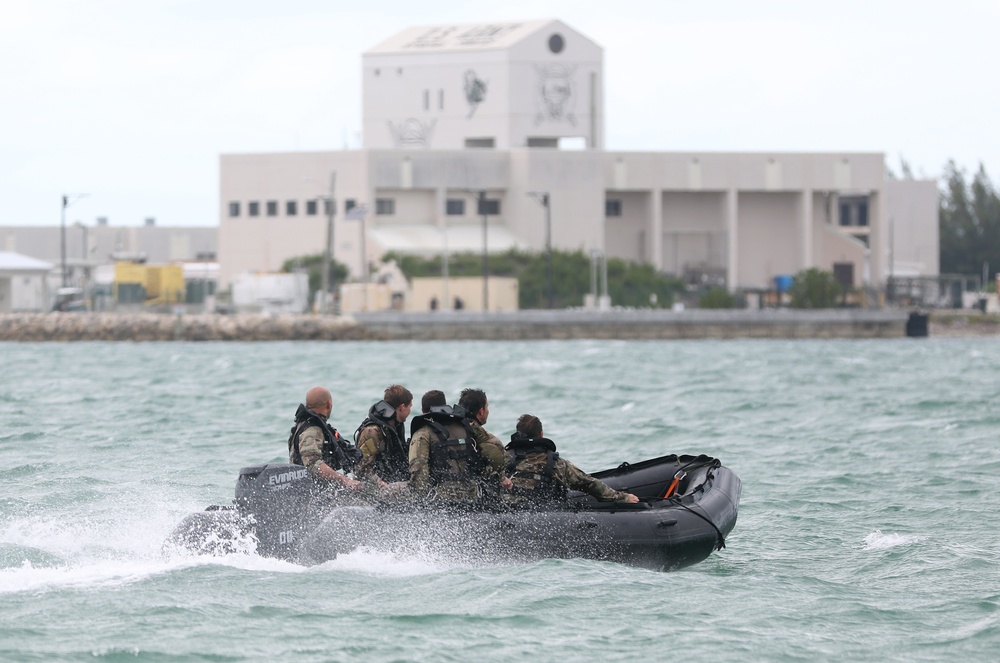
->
[321, 173, 336, 314]
[479, 190, 489, 311]
[60, 194, 87, 288]
[528, 192, 553, 308]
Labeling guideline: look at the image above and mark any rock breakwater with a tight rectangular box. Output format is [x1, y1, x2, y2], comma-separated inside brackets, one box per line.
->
[0, 313, 369, 341]
[0, 309, 916, 342]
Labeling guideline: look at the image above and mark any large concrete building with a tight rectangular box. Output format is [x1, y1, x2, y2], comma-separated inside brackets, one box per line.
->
[219, 19, 938, 301]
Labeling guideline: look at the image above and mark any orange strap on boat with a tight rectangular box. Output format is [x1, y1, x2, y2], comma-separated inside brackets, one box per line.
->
[663, 469, 687, 499]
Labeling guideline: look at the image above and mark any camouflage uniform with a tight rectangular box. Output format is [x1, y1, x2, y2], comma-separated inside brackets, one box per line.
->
[354, 420, 408, 483]
[408, 412, 507, 504]
[506, 452, 631, 506]
[288, 404, 357, 481]
[294, 423, 328, 477]
[468, 421, 507, 459]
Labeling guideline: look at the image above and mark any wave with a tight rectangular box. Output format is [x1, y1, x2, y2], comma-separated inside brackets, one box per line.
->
[861, 529, 924, 551]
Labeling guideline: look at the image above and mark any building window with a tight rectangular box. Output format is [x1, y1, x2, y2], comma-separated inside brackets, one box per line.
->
[605, 199, 623, 217]
[345, 199, 357, 213]
[266, 201, 278, 216]
[446, 199, 465, 215]
[306, 200, 318, 215]
[527, 137, 558, 148]
[838, 196, 869, 227]
[376, 198, 395, 215]
[323, 199, 334, 216]
[228, 202, 240, 217]
[286, 200, 297, 216]
[465, 138, 495, 149]
[476, 198, 500, 216]
[248, 201, 260, 217]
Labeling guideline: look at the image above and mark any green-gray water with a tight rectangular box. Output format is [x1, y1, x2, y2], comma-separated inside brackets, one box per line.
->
[2, 339, 998, 661]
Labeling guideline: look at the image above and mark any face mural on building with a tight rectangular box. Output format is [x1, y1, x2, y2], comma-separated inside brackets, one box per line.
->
[387, 118, 437, 148]
[535, 63, 577, 126]
[464, 70, 488, 118]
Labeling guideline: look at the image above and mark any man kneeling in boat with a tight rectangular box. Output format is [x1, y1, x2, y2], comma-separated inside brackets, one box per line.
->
[504, 414, 639, 508]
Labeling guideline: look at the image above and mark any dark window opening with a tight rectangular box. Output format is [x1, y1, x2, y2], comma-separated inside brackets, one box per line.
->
[446, 199, 465, 215]
[605, 199, 623, 217]
[306, 200, 318, 215]
[266, 201, 278, 216]
[465, 137, 495, 149]
[286, 200, 297, 216]
[376, 198, 395, 215]
[248, 201, 260, 217]
[228, 202, 240, 217]
[476, 198, 500, 216]
[838, 196, 869, 227]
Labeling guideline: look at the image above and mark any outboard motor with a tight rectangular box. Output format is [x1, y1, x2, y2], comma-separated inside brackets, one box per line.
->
[235, 463, 314, 559]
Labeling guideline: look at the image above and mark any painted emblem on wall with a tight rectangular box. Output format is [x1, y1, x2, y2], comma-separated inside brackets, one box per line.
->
[387, 118, 437, 148]
[534, 63, 577, 126]
[464, 70, 488, 118]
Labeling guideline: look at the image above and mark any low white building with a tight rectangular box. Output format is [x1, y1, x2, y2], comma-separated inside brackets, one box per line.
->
[218, 19, 938, 299]
[0, 251, 53, 312]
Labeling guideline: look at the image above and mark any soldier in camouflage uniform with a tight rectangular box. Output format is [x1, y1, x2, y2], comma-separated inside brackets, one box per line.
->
[456, 387, 507, 459]
[288, 386, 362, 491]
[504, 414, 639, 508]
[354, 384, 413, 490]
[408, 388, 511, 506]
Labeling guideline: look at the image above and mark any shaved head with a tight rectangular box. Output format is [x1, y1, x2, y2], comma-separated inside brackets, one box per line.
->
[306, 386, 332, 415]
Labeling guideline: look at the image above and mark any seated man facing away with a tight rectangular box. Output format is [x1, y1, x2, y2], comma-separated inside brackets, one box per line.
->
[354, 384, 413, 488]
[408, 389, 510, 507]
[504, 414, 639, 508]
[288, 386, 361, 491]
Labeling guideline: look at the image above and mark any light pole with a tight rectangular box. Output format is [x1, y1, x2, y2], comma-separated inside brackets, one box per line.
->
[74, 221, 89, 307]
[60, 194, 87, 288]
[528, 192, 553, 308]
[477, 190, 489, 311]
[344, 203, 369, 310]
[319, 173, 336, 314]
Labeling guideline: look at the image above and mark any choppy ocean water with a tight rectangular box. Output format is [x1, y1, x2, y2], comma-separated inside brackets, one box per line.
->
[1, 338, 999, 662]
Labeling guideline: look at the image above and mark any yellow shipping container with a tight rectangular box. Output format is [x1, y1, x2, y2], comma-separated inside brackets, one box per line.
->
[114, 261, 148, 287]
[146, 265, 185, 304]
[113, 262, 185, 305]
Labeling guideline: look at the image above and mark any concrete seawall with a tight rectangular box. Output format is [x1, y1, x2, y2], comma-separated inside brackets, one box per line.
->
[0, 309, 915, 342]
[354, 309, 911, 340]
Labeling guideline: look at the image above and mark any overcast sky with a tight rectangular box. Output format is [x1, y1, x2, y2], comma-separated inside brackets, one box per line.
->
[2, 0, 996, 228]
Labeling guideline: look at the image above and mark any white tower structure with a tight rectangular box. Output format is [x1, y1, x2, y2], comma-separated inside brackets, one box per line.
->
[363, 19, 604, 150]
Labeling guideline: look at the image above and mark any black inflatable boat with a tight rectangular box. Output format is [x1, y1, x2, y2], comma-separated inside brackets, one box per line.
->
[166, 453, 741, 572]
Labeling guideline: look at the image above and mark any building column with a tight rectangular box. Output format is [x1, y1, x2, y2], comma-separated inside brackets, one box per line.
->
[650, 188, 663, 270]
[868, 190, 883, 285]
[726, 188, 738, 292]
[800, 188, 813, 270]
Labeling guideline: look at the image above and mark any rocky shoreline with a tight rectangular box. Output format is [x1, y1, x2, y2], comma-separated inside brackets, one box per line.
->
[0, 312, 369, 342]
[6, 308, 992, 341]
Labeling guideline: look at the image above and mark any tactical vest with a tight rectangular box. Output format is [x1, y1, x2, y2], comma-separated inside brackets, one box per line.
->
[505, 434, 567, 502]
[353, 400, 410, 483]
[288, 403, 361, 472]
[410, 406, 486, 485]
